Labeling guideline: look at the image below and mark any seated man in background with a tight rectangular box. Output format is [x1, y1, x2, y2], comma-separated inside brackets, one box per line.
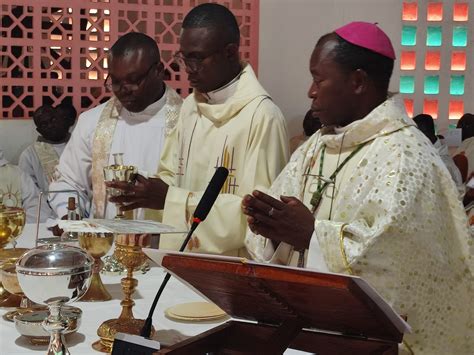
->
[108, 3, 289, 256]
[19, 103, 76, 193]
[0, 147, 49, 222]
[413, 113, 464, 197]
[289, 109, 321, 154]
[48, 32, 182, 220]
[244, 22, 473, 354]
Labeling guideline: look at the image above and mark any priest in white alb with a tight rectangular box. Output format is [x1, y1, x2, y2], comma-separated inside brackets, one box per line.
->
[18, 103, 76, 193]
[243, 23, 474, 355]
[49, 32, 182, 220]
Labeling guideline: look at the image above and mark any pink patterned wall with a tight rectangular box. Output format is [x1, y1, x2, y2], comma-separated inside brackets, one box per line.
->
[0, 0, 259, 119]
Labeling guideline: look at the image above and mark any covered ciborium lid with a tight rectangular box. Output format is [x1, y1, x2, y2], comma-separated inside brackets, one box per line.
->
[16, 244, 93, 305]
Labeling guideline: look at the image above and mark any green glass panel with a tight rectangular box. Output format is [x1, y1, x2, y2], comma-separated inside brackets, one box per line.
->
[401, 25, 417, 46]
[452, 26, 467, 47]
[450, 75, 465, 95]
[400, 76, 415, 93]
[426, 26, 442, 46]
[424, 76, 439, 94]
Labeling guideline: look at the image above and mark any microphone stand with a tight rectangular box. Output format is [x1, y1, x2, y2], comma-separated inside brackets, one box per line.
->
[140, 220, 200, 338]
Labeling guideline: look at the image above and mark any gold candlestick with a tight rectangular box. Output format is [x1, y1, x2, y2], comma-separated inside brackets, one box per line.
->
[92, 234, 154, 353]
[78, 232, 114, 302]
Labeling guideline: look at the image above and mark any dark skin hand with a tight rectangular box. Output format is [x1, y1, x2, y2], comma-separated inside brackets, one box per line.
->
[106, 174, 169, 211]
[241, 190, 315, 250]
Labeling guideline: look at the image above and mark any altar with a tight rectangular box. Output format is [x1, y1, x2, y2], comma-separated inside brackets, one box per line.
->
[0, 225, 308, 355]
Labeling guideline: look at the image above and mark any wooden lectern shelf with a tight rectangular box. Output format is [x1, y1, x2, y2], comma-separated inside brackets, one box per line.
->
[143, 250, 410, 355]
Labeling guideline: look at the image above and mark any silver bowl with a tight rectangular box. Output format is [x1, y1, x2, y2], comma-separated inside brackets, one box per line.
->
[16, 244, 93, 355]
[14, 306, 82, 345]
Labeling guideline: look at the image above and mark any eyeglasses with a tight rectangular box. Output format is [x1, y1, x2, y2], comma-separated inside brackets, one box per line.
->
[104, 61, 158, 92]
[173, 50, 219, 72]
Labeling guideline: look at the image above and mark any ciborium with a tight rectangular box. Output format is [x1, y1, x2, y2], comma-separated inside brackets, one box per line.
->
[78, 232, 114, 301]
[0, 202, 27, 307]
[16, 244, 93, 355]
[92, 233, 154, 353]
[103, 153, 137, 220]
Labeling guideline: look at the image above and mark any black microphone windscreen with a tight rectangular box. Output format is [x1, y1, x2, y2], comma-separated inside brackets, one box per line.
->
[193, 167, 229, 222]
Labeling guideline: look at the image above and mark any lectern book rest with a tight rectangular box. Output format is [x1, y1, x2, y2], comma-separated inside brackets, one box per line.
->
[143, 250, 411, 355]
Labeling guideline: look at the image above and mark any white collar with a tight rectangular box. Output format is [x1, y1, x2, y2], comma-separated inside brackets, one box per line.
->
[202, 71, 242, 105]
[120, 86, 167, 122]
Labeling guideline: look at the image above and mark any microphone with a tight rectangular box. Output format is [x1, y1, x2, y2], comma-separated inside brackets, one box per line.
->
[140, 167, 229, 338]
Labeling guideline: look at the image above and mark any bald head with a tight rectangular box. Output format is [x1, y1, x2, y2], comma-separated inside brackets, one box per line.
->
[110, 32, 160, 63]
[182, 3, 240, 46]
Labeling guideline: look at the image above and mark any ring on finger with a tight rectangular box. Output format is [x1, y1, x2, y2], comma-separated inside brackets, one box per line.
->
[268, 207, 275, 217]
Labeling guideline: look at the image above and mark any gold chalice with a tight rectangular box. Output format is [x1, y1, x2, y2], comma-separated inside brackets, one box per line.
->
[0, 202, 27, 307]
[1, 263, 43, 322]
[92, 233, 155, 353]
[78, 232, 114, 301]
[103, 153, 137, 220]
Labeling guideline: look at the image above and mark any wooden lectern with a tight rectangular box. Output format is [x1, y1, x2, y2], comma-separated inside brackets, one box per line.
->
[145, 251, 410, 355]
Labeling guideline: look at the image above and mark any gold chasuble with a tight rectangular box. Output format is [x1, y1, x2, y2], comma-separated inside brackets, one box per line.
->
[246, 95, 474, 355]
[156, 63, 289, 256]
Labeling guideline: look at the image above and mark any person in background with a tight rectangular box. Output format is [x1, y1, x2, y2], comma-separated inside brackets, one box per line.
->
[453, 113, 474, 206]
[413, 113, 464, 197]
[1, 147, 49, 222]
[289, 109, 321, 153]
[19, 103, 76, 193]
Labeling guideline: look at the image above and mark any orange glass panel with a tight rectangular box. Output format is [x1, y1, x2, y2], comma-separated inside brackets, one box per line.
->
[453, 3, 469, 21]
[423, 99, 438, 118]
[425, 51, 441, 70]
[404, 98, 414, 118]
[427, 2, 443, 21]
[403, 2, 418, 21]
[401, 51, 416, 70]
[449, 100, 464, 120]
[451, 51, 466, 71]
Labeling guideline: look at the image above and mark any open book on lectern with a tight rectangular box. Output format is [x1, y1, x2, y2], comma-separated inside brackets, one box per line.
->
[143, 248, 412, 338]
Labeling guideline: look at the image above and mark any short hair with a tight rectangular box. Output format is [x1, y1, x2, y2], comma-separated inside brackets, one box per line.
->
[413, 113, 435, 136]
[32, 104, 54, 125]
[182, 3, 240, 45]
[457, 113, 474, 129]
[56, 103, 77, 126]
[317, 33, 394, 92]
[110, 32, 160, 62]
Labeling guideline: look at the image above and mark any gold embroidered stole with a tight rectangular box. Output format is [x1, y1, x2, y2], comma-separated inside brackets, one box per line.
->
[164, 87, 182, 137]
[91, 96, 121, 218]
[91, 87, 183, 218]
[33, 142, 60, 185]
[0, 164, 22, 207]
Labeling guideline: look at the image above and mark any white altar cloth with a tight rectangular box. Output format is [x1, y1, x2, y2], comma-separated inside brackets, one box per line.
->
[0, 224, 307, 354]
